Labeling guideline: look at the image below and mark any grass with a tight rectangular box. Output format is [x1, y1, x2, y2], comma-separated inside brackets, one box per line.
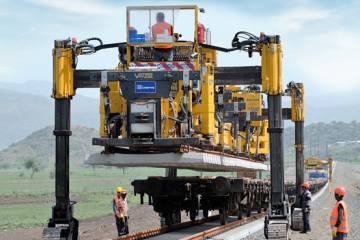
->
[0, 167, 235, 230]
[0, 202, 52, 229]
[1, 145, 356, 231]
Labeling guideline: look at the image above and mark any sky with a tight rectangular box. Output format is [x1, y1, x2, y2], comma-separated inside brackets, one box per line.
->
[0, 0, 359, 98]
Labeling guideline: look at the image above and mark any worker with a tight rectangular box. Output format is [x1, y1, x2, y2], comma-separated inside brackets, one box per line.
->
[151, 12, 173, 61]
[330, 186, 348, 240]
[113, 186, 129, 236]
[300, 181, 312, 234]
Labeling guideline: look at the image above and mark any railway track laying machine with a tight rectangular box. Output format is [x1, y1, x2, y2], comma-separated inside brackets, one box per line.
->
[44, 5, 306, 240]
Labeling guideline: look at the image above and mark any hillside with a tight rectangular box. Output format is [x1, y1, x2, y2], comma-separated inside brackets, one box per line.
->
[1, 121, 358, 170]
[0, 126, 102, 169]
[284, 121, 360, 164]
[2, 80, 360, 150]
[0, 88, 99, 149]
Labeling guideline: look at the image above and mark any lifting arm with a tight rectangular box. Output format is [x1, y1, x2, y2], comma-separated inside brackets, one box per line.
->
[43, 39, 78, 240]
[261, 35, 290, 240]
[45, 36, 115, 239]
[231, 32, 289, 239]
[286, 82, 305, 204]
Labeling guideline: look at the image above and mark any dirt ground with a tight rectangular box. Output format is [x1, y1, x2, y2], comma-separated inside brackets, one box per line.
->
[290, 162, 360, 240]
[0, 204, 160, 240]
[2, 162, 359, 240]
[0, 203, 193, 240]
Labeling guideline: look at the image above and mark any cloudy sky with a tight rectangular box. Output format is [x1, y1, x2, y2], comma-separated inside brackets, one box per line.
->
[0, 0, 359, 98]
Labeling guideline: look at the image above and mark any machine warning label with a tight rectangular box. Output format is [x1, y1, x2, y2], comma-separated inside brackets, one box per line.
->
[135, 81, 156, 94]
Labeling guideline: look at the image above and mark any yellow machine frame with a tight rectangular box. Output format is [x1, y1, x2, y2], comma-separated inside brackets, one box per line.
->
[95, 5, 270, 159]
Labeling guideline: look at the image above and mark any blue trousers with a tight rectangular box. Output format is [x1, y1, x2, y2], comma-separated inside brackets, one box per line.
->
[333, 232, 347, 240]
[302, 209, 311, 232]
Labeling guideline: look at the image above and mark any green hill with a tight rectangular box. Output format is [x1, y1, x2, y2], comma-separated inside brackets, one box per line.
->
[2, 81, 360, 151]
[0, 88, 99, 149]
[284, 121, 360, 164]
[0, 126, 102, 169]
[1, 120, 359, 170]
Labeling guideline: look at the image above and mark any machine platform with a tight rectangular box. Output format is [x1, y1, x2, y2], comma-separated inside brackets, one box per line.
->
[85, 151, 269, 172]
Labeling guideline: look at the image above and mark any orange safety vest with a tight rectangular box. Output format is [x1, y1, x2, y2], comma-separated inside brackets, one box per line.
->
[152, 22, 173, 49]
[330, 200, 348, 233]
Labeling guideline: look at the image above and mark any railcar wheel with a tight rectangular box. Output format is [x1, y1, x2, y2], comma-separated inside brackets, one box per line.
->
[238, 203, 243, 220]
[203, 209, 209, 218]
[190, 208, 197, 221]
[219, 207, 227, 225]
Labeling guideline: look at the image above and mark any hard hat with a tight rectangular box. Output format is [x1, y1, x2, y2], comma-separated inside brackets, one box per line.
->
[302, 181, 310, 189]
[116, 186, 123, 193]
[335, 186, 346, 196]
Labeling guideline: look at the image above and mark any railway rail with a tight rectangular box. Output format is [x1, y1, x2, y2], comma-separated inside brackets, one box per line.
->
[116, 215, 219, 240]
[115, 179, 327, 240]
[180, 212, 266, 240]
[116, 212, 266, 240]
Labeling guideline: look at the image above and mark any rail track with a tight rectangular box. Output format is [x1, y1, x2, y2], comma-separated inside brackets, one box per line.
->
[116, 212, 266, 240]
[115, 179, 328, 240]
[116, 215, 219, 240]
[180, 212, 266, 240]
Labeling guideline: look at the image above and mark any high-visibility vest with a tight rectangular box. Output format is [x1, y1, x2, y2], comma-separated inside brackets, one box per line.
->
[152, 22, 173, 49]
[113, 196, 127, 218]
[113, 196, 120, 218]
[330, 200, 348, 233]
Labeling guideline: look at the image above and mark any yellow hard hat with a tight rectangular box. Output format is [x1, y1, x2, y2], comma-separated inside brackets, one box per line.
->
[116, 186, 123, 193]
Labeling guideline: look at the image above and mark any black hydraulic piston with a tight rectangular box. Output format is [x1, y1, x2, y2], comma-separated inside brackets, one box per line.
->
[54, 99, 71, 218]
[295, 121, 304, 199]
[267, 95, 285, 210]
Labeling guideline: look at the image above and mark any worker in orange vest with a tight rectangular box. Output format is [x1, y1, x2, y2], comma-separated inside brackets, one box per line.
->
[113, 186, 129, 236]
[151, 12, 173, 61]
[330, 186, 348, 240]
[300, 181, 312, 234]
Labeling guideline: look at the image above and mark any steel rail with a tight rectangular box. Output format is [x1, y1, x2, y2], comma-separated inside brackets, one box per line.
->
[116, 215, 219, 240]
[180, 212, 266, 240]
[116, 179, 327, 240]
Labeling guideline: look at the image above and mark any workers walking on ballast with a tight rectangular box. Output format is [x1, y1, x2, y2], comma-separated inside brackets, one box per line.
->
[113, 186, 129, 236]
[330, 186, 348, 240]
[300, 181, 312, 234]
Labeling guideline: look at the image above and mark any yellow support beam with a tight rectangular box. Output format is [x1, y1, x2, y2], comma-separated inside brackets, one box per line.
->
[52, 47, 75, 99]
[261, 43, 283, 95]
[291, 83, 305, 122]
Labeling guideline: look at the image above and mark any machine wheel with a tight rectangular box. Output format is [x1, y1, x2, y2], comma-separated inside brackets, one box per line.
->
[160, 218, 165, 227]
[246, 201, 252, 217]
[163, 210, 181, 226]
[246, 192, 252, 217]
[164, 214, 172, 226]
[219, 207, 227, 225]
[257, 202, 262, 213]
[190, 208, 197, 221]
[173, 210, 181, 224]
[237, 203, 243, 220]
[203, 209, 209, 218]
